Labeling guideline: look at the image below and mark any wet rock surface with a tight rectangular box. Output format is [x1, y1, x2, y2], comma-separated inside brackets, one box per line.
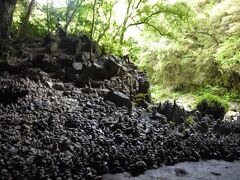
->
[103, 160, 240, 180]
[0, 36, 240, 180]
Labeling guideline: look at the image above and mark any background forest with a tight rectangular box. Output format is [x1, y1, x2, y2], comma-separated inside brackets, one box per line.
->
[4, 0, 240, 107]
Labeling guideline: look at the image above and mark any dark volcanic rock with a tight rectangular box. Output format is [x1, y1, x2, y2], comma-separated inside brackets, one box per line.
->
[103, 55, 122, 78]
[60, 36, 81, 54]
[83, 62, 105, 80]
[175, 168, 188, 176]
[131, 161, 147, 175]
[137, 72, 150, 94]
[197, 99, 226, 120]
[57, 54, 74, 67]
[47, 41, 58, 53]
[0, 57, 26, 74]
[0, 35, 239, 180]
[0, 76, 239, 180]
[22, 68, 48, 82]
[151, 111, 167, 121]
[52, 83, 65, 90]
[32, 54, 61, 73]
[8, 34, 151, 103]
[83, 55, 122, 80]
[157, 100, 188, 123]
[104, 91, 131, 108]
[59, 35, 100, 56]
[75, 52, 90, 64]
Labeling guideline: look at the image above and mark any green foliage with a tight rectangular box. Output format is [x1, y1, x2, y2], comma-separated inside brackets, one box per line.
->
[194, 93, 229, 112]
[102, 39, 123, 56]
[137, 0, 240, 101]
[150, 85, 183, 103]
[196, 86, 240, 101]
[215, 36, 240, 74]
[11, 0, 194, 56]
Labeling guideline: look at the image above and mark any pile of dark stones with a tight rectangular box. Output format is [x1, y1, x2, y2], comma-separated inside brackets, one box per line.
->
[0, 35, 240, 180]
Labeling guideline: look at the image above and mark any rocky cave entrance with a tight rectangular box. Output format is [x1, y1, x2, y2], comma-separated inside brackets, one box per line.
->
[0, 88, 29, 105]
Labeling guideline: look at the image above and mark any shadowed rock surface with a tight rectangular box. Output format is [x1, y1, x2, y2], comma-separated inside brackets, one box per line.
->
[0, 36, 240, 180]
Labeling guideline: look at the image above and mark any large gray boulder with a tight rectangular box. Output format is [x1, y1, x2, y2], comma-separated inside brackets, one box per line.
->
[72, 62, 83, 71]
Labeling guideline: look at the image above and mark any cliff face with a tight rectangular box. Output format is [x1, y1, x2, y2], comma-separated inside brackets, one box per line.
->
[0, 36, 240, 179]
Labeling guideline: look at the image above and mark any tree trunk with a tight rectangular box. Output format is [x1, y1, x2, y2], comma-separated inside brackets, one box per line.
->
[20, 0, 36, 35]
[97, 9, 113, 44]
[0, 0, 17, 39]
[90, 0, 97, 62]
[64, 0, 82, 32]
[119, 0, 132, 45]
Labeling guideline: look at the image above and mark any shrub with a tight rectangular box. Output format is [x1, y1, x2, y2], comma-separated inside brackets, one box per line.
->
[195, 93, 229, 119]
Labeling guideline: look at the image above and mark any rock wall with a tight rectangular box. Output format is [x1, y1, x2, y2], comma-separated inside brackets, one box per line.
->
[0, 35, 151, 108]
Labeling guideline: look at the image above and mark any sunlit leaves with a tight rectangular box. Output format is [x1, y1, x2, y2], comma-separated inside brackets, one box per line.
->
[215, 37, 240, 74]
[138, 0, 240, 90]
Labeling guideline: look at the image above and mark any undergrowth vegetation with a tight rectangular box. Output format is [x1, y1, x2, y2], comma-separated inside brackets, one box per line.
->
[195, 93, 229, 112]
[150, 85, 239, 110]
[134, 0, 240, 107]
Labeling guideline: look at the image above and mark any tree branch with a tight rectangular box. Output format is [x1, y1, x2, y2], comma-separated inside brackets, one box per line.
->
[97, 7, 113, 43]
[196, 31, 220, 45]
[90, 0, 97, 62]
[65, 0, 83, 31]
[19, 0, 36, 35]
[144, 22, 165, 36]
[127, 10, 165, 28]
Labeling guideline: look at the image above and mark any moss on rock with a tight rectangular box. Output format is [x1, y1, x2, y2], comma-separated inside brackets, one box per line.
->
[195, 93, 229, 119]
